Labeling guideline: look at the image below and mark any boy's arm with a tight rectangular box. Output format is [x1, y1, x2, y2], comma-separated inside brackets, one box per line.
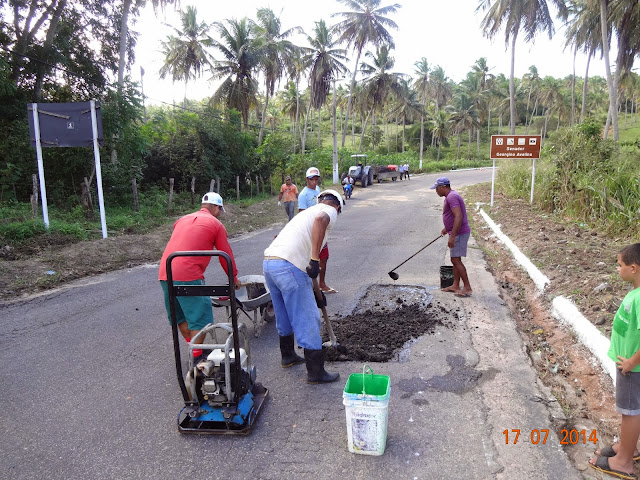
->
[617, 350, 640, 375]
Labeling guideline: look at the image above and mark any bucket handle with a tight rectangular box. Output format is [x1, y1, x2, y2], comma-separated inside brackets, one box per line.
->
[362, 364, 373, 395]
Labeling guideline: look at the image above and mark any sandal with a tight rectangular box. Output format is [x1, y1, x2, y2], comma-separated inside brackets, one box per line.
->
[590, 455, 636, 479]
[599, 445, 640, 462]
[320, 287, 338, 294]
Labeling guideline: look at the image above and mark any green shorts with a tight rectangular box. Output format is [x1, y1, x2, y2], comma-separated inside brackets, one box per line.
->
[160, 279, 214, 331]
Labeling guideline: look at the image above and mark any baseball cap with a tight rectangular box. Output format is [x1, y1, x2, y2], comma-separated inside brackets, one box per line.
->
[429, 177, 450, 189]
[306, 167, 320, 178]
[201, 192, 225, 212]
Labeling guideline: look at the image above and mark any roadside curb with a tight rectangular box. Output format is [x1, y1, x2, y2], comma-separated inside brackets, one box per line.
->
[478, 208, 615, 384]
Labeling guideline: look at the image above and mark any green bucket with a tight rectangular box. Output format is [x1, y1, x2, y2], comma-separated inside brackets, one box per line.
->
[343, 365, 390, 456]
[344, 366, 390, 399]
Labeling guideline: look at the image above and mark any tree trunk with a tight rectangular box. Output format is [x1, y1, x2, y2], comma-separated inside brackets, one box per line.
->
[34, 0, 67, 100]
[581, 51, 592, 123]
[131, 178, 139, 213]
[419, 113, 424, 169]
[258, 89, 270, 145]
[294, 75, 300, 154]
[167, 178, 174, 214]
[402, 117, 406, 153]
[601, 0, 619, 140]
[341, 47, 363, 147]
[570, 48, 576, 127]
[301, 100, 312, 154]
[317, 108, 321, 148]
[457, 132, 461, 160]
[359, 108, 372, 153]
[509, 31, 518, 134]
[190, 176, 196, 205]
[118, 0, 133, 87]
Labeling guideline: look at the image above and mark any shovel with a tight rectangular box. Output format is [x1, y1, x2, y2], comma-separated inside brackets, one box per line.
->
[311, 277, 339, 348]
[388, 234, 444, 280]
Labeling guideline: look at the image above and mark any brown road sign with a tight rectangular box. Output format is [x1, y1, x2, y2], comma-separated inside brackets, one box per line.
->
[490, 135, 542, 159]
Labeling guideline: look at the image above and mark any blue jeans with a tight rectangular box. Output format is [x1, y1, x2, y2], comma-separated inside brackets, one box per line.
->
[263, 259, 322, 349]
[284, 201, 296, 221]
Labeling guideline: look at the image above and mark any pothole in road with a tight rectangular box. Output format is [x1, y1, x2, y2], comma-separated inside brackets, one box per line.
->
[324, 284, 459, 362]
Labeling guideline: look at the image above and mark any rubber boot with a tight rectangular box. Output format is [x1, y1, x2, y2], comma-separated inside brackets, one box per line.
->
[280, 334, 305, 368]
[304, 348, 340, 384]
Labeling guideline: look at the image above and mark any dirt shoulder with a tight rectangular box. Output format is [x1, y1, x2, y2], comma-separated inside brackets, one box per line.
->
[0, 199, 285, 303]
[465, 183, 629, 473]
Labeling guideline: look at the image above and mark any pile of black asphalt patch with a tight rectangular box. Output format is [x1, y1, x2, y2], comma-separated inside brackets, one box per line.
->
[324, 301, 454, 362]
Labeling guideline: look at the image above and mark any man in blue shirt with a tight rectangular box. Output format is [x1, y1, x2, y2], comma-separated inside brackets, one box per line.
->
[298, 167, 338, 294]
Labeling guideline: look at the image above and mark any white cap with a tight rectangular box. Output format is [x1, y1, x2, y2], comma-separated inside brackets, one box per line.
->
[318, 189, 345, 207]
[201, 192, 225, 212]
[305, 167, 320, 178]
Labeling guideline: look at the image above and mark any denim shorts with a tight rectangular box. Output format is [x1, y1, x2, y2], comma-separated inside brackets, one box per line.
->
[160, 279, 214, 331]
[450, 233, 470, 258]
[616, 369, 640, 415]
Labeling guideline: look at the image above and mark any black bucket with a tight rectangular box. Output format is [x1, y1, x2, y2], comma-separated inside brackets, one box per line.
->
[440, 265, 454, 288]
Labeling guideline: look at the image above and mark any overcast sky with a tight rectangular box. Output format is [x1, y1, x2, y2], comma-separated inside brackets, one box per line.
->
[131, 0, 613, 106]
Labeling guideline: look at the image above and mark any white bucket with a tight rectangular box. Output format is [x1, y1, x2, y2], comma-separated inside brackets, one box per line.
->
[342, 365, 390, 456]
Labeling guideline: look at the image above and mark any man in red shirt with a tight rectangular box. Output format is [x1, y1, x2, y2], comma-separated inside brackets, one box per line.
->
[159, 192, 239, 354]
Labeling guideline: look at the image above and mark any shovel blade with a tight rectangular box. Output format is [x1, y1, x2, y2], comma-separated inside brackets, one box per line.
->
[388, 271, 399, 280]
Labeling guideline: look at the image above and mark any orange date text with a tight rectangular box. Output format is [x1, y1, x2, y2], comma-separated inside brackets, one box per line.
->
[502, 429, 597, 445]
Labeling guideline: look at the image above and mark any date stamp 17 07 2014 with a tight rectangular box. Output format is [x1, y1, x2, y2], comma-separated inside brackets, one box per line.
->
[503, 429, 598, 445]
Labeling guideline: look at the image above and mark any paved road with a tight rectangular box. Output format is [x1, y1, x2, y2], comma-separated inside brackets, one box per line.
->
[1, 170, 584, 479]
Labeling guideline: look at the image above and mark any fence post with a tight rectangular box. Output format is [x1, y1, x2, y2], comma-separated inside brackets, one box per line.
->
[168, 178, 174, 214]
[31, 174, 39, 218]
[131, 178, 139, 213]
[236, 176, 240, 201]
[81, 180, 94, 219]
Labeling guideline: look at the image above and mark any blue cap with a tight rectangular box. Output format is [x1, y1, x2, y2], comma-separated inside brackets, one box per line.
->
[429, 177, 450, 189]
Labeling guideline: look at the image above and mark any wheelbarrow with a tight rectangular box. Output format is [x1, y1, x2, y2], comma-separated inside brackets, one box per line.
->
[211, 275, 275, 337]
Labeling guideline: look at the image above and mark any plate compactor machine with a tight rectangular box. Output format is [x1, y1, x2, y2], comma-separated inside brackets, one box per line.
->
[166, 251, 268, 435]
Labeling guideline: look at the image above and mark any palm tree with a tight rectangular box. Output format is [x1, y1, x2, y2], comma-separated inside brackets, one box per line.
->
[428, 66, 452, 145]
[412, 57, 430, 169]
[305, 19, 348, 153]
[358, 45, 405, 151]
[431, 108, 452, 162]
[287, 47, 311, 153]
[394, 79, 421, 152]
[477, 0, 569, 134]
[603, 0, 640, 139]
[564, 0, 603, 123]
[209, 18, 260, 130]
[118, 0, 177, 89]
[159, 6, 213, 108]
[253, 8, 300, 145]
[332, 0, 401, 148]
[522, 65, 541, 132]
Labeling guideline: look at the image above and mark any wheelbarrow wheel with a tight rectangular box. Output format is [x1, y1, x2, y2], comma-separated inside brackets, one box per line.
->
[262, 302, 276, 323]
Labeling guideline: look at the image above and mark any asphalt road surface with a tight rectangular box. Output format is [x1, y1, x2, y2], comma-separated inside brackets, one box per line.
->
[1, 169, 584, 479]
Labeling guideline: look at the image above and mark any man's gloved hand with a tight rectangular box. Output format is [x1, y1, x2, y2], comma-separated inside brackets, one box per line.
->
[306, 259, 320, 278]
[315, 290, 327, 309]
[277, 201, 281, 207]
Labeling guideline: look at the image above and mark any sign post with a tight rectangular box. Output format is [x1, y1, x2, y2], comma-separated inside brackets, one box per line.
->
[489, 135, 542, 206]
[28, 101, 106, 237]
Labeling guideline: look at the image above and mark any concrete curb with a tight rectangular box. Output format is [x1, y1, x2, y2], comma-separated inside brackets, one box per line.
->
[479, 208, 615, 384]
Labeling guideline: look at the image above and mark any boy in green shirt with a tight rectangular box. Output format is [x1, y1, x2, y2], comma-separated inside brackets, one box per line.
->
[590, 243, 640, 480]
